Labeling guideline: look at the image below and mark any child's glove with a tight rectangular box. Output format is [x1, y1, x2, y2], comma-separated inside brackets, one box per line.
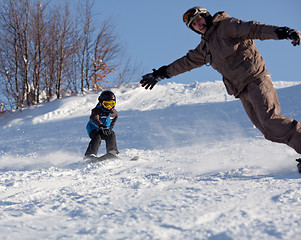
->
[100, 127, 113, 136]
[275, 27, 301, 46]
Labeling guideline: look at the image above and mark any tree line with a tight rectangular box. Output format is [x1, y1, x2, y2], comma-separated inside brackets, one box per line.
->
[0, 0, 138, 111]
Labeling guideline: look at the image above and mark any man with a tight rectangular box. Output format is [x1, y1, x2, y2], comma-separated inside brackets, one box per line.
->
[140, 7, 301, 164]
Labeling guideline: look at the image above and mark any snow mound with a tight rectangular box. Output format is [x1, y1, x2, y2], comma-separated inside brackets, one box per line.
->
[0, 80, 301, 239]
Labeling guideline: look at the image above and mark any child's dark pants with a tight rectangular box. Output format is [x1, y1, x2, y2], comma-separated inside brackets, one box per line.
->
[85, 129, 118, 156]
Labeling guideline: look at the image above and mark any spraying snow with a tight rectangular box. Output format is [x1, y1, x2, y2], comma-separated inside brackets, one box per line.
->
[0, 80, 300, 239]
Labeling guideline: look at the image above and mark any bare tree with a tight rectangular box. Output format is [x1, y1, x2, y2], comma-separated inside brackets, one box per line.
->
[0, 0, 140, 111]
[43, 2, 79, 99]
[0, 0, 30, 108]
[55, 5, 70, 99]
[89, 19, 120, 89]
[76, 0, 123, 91]
[29, 0, 48, 104]
[76, 0, 94, 92]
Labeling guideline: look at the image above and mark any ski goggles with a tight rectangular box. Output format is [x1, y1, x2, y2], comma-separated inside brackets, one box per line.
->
[102, 100, 115, 108]
[183, 8, 206, 26]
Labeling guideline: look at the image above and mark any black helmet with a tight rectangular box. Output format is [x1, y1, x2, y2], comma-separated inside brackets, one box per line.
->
[183, 6, 213, 34]
[98, 90, 116, 108]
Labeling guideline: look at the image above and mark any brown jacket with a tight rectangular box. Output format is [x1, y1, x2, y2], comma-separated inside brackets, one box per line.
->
[166, 11, 280, 97]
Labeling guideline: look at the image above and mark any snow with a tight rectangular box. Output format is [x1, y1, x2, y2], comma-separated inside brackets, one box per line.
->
[0, 80, 301, 240]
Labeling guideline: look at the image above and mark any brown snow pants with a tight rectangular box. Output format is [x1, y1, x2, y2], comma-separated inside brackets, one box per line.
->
[239, 75, 301, 154]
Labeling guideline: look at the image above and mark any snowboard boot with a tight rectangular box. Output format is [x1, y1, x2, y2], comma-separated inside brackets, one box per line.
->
[296, 158, 301, 174]
[83, 154, 98, 161]
[99, 150, 118, 160]
[86, 150, 118, 163]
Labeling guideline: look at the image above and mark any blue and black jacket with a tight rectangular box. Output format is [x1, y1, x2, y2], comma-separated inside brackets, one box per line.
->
[86, 103, 118, 136]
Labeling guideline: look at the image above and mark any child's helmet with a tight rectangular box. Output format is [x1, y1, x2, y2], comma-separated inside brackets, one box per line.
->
[98, 90, 116, 108]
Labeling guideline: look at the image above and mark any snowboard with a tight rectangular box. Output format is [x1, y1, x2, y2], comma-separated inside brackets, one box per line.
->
[296, 158, 301, 173]
[85, 153, 139, 164]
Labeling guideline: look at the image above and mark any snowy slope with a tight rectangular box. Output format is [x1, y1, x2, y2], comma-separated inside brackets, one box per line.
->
[0, 80, 301, 240]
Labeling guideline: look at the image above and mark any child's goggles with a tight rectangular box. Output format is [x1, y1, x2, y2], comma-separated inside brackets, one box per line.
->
[102, 100, 115, 108]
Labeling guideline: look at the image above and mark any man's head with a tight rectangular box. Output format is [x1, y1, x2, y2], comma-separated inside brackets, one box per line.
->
[183, 6, 213, 34]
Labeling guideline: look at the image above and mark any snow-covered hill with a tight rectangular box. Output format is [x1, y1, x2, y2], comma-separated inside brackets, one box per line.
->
[0, 80, 301, 240]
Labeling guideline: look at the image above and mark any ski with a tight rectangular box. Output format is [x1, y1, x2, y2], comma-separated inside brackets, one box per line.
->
[296, 158, 301, 174]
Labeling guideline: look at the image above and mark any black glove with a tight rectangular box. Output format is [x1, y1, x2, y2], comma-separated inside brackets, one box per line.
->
[140, 66, 169, 90]
[100, 127, 113, 136]
[275, 27, 301, 46]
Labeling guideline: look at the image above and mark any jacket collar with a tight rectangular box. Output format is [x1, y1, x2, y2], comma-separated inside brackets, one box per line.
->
[202, 11, 229, 42]
[96, 103, 114, 114]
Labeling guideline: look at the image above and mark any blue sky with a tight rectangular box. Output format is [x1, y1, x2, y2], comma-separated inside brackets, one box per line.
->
[95, 0, 301, 84]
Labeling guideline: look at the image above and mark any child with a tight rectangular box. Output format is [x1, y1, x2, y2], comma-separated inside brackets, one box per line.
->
[84, 90, 119, 161]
